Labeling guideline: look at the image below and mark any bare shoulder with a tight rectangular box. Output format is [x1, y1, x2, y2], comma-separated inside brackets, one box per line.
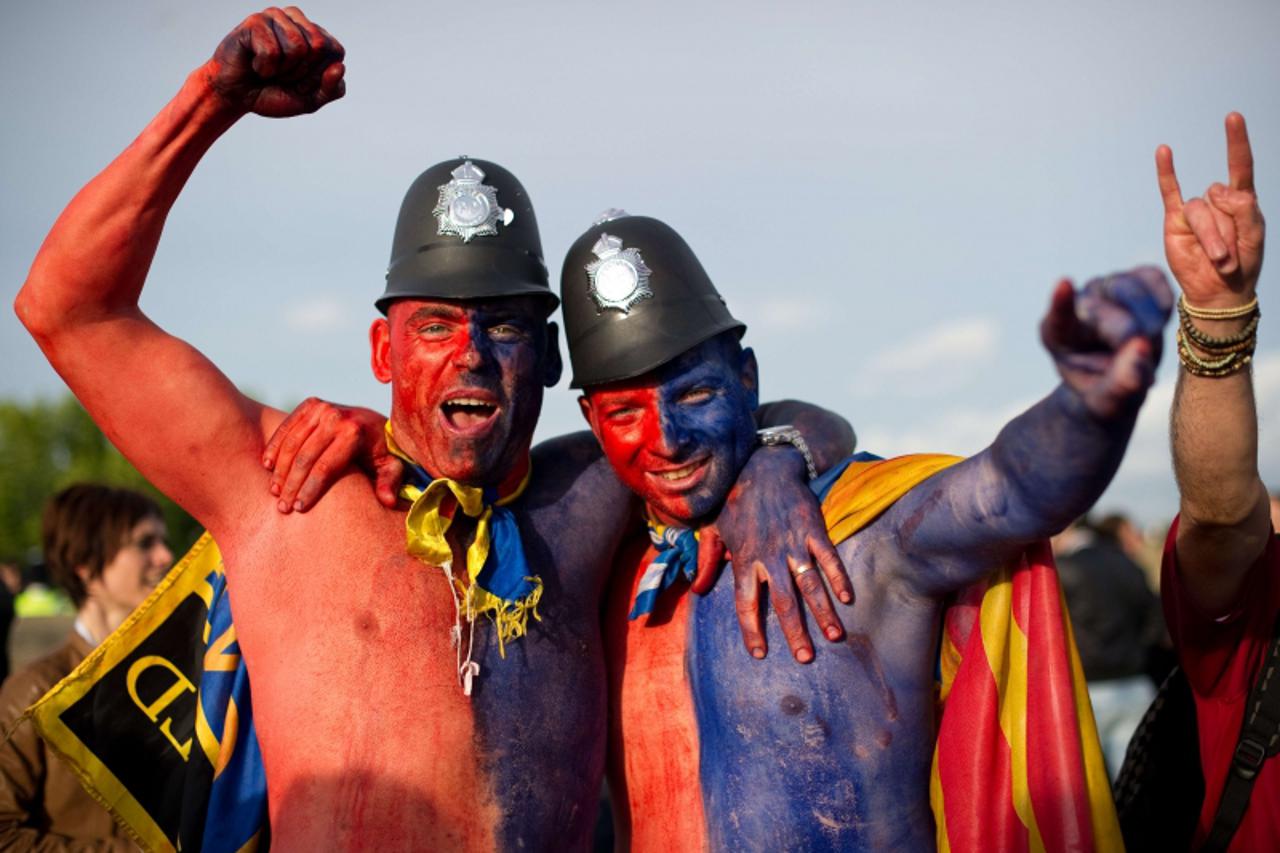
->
[526, 431, 629, 509]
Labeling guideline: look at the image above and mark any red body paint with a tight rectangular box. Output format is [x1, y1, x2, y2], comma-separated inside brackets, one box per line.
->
[373, 298, 552, 485]
[604, 535, 707, 851]
[580, 338, 758, 527]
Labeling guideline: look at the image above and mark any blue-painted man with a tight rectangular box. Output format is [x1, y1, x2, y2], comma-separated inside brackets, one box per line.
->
[562, 213, 1172, 850]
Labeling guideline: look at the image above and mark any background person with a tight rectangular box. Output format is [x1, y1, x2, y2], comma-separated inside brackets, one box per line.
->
[1157, 112, 1276, 850]
[1056, 514, 1166, 779]
[0, 483, 172, 849]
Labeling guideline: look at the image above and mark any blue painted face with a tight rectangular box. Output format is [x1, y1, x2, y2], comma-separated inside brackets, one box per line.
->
[581, 335, 759, 526]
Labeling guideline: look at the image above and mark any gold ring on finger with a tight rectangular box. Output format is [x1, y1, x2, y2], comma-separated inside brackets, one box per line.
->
[791, 563, 814, 578]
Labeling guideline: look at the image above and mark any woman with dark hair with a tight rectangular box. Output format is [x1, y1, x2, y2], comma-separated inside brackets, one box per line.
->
[0, 483, 174, 848]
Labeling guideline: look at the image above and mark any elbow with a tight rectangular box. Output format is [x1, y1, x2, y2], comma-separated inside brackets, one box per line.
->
[14, 272, 77, 345]
[13, 282, 46, 337]
[1181, 479, 1269, 531]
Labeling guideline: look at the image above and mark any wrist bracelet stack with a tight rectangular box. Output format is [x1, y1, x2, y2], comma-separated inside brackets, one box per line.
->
[1176, 294, 1260, 378]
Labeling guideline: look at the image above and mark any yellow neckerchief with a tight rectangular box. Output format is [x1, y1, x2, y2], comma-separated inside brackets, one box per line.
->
[385, 421, 540, 653]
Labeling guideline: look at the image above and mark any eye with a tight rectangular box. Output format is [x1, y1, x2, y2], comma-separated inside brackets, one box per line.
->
[488, 323, 528, 342]
[416, 322, 451, 337]
[604, 405, 642, 422]
[680, 387, 715, 405]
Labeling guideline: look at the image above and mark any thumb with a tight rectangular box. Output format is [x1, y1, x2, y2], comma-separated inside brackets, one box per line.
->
[1040, 278, 1080, 353]
[692, 527, 727, 595]
[374, 457, 406, 508]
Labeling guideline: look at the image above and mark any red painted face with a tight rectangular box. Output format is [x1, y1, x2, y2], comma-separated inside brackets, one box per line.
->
[581, 338, 758, 526]
[371, 297, 558, 486]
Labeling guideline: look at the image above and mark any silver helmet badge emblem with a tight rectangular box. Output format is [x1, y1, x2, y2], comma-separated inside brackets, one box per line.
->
[586, 233, 652, 314]
[433, 160, 513, 242]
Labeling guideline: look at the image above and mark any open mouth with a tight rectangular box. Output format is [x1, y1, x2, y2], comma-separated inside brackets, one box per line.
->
[441, 397, 499, 431]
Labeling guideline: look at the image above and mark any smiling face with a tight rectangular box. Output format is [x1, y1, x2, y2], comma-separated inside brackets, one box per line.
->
[371, 296, 561, 486]
[580, 334, 758, 526]
[83, 515, 173, 616]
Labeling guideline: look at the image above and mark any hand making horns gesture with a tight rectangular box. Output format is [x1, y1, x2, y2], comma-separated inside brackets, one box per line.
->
[1157, 113, 1265, 308]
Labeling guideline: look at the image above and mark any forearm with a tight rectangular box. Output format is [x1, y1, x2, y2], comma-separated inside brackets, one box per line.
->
[1171, 355, 1270, 612]
[1172, 353, 1267, 529]
[16, 63, 239, 332]
[985, 383, 1137, 543]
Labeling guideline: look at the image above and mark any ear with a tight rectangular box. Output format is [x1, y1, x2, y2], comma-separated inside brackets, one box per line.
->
[542, 321, 564, 388]
[370, 317, 392, 384]
[739, 346, 760, 410]
[578, 394, 600, 435]
[75, 564, 99, 596]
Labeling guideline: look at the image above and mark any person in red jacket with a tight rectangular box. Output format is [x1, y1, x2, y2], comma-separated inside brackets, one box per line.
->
[1157, 112, 1276, 850]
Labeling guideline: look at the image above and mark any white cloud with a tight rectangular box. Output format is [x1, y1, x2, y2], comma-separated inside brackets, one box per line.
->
[735, 295, 827, 333]
[284, 296, 350, 334]
[856, 395, 1037, 459]
[851, 316, 1001, 398]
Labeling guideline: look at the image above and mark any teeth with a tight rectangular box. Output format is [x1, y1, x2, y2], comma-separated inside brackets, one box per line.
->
[446, 398, 493, 408]
[659, 463, 699, 480]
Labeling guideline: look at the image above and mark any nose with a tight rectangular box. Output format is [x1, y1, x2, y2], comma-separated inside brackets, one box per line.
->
[154, 541, 174, 571]
[453, 325, 488, 371]
[654, 406, 695, 459]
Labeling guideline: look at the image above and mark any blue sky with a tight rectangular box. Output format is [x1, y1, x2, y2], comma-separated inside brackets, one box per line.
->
[2, 0, 1277, 527]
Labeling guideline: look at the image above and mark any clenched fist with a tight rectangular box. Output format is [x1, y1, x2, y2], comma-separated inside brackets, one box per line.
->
[204, 6, 345, 118]
[1040, 267, 1173, 420]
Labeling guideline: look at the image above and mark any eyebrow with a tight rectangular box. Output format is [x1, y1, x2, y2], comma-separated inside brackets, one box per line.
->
[407, 305, 465, 323]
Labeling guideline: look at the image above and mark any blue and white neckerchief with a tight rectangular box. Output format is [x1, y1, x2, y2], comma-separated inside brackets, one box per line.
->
[628, 521, 700, 620]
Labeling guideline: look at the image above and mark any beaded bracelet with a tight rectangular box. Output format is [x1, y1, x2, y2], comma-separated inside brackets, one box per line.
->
[1179, 294, 1259, 320]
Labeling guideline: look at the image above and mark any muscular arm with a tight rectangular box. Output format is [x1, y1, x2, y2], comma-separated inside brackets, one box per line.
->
[883, 267, 1172, 597]
[1161, 114, 1270, 614]
[13, 10, 344, 530]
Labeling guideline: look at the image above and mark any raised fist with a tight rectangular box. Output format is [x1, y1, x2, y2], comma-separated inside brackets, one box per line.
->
[205, 7, 345, 118]
[1040, 267, 1173, 420]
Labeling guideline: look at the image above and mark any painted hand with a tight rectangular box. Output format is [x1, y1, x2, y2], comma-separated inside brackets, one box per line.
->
[262, 397, 403, 513]
[1040, 267, 1172, 420]
[205, 7, 345, 118]
[1157, 113, 1265, 308]
[692, 446, 853, 663]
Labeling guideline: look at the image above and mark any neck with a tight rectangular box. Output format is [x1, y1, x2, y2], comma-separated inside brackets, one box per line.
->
[646, 504, 697, 529]
[385, 420, 531, 494]
[76, 598, 127, 646]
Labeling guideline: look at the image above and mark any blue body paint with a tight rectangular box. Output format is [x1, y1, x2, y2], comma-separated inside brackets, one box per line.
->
[467, 435, 635, 850]
[686, 458, 936, 852]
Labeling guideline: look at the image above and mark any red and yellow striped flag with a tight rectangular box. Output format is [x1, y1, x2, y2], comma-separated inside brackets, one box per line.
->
[822, 455, 1121, 852]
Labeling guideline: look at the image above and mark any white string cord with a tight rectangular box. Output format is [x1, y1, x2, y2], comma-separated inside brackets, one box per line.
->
[439, 559, 480, 697]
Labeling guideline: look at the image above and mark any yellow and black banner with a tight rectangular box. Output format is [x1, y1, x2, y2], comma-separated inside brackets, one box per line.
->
[26, 533, 267, 853]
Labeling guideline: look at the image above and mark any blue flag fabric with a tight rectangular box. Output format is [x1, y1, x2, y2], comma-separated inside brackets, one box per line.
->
[195, 566, 269, 852]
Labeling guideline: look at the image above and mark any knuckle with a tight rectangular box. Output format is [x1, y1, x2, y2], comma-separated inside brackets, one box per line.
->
[798, 573, 824, 595]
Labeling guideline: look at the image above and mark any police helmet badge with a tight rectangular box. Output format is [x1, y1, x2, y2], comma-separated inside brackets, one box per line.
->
[433, 159, 514, 242]
[585, 233, 653, 314]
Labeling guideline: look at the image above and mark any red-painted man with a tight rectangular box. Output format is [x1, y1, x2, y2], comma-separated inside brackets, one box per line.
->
[15, 9, 851, 849]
